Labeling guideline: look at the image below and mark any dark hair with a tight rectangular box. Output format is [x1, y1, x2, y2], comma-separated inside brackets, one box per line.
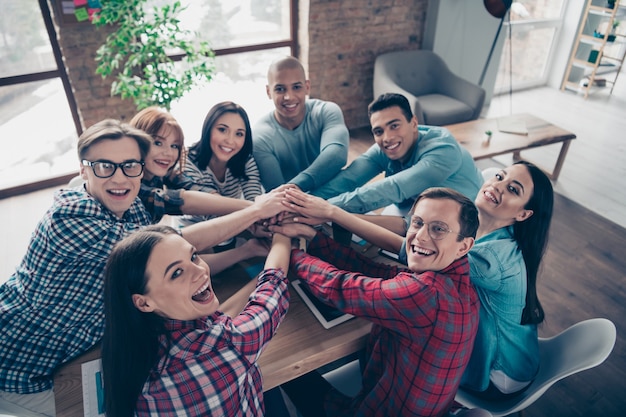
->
[102, 225, 178, 417]
[368, 93, 414, 122]
[514, 161, 553, 325]
[413, 187, 479, 240]
[76, 119, 152, 161]
[129, 107, 186, 174]
[187, 101, 253, 179]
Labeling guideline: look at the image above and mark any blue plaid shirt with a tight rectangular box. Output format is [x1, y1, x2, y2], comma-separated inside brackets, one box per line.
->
[0, 187, 152, 393]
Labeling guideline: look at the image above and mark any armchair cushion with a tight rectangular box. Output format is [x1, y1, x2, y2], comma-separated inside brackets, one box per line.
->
[373, 50, 486, 126]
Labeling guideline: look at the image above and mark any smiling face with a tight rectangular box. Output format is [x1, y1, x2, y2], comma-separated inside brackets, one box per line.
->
[405, 197, 473, 273]
[266, 66, 310, 129]
[209, 112, 246, 165]
[476, 164, 535, 229]
[132, 233, 219, 321]
[370, 106, 419, 163]
[81, 137, 143, 219]
[144, 125, 183, 179]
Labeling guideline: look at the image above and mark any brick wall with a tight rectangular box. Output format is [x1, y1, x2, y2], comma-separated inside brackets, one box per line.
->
[53, 20, 138, 130]
[51, 0, 428, 130]
[305, 0, 428, 128]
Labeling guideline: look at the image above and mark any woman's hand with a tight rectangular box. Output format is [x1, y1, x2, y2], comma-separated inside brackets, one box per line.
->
[282, 188, 335, 225]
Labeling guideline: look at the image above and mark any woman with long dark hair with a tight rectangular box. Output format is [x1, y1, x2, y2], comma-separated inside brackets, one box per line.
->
[177, 101, 263, 227]
[102, 225, 291, 417]
[460, 160, 553, 399]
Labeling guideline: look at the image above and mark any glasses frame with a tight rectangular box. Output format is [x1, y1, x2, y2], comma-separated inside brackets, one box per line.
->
[81, 159, 144, 179]
[408, 216, 464, 241]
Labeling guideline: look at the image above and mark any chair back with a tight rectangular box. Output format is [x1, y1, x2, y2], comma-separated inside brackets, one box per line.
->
[454, 318, 617, 417]
[374, 50, 448, 97]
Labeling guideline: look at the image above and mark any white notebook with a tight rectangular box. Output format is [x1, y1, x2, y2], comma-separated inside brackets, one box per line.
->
[292, 279, 355, 329]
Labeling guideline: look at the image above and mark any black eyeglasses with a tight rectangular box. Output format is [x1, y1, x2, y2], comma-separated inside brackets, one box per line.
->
[82, 160, 144, 178]
[408, 216, 464, 240]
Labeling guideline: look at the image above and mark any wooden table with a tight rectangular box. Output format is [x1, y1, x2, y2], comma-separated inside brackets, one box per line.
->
[445, 113, 576, 181]
[52, 262, 372, 416]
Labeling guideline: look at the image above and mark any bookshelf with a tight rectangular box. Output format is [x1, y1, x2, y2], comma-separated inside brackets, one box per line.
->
[561, 0, 626, 98]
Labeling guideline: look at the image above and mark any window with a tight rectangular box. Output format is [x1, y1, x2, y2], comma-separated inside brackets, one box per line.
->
[494, 0, 569, 94]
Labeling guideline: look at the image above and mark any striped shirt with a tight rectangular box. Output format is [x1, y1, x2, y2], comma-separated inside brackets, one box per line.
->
[177, 150, 262, 225]
[0, 188, 152, 393]
[136, 268, 290, 416]
[290, 232, 479, 417]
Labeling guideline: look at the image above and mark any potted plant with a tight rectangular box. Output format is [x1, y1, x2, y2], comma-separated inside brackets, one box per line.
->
[93, 0, 216, 111]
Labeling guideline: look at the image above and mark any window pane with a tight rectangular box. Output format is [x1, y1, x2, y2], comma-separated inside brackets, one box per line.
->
[0, 0, 57, 78]
[495, 26, 558, 93]
[171, 47, 290, 145]
[174, 0, 291, 49]
[509, 0, 566, 22]
[0, 80, 77, 190]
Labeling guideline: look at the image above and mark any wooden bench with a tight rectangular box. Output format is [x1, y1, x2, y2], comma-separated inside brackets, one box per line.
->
[445, 113, 576, 181]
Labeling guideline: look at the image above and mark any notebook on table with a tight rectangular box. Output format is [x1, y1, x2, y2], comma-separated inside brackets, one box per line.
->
[291, 279, 355, 329]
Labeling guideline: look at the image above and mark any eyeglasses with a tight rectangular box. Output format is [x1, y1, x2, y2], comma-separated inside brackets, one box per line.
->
[82, 160, 144, 178]
[408, 216, 464, 240]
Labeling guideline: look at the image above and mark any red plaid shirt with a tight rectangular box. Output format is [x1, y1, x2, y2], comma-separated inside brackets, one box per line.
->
[290, 232, 479, 417]
[135, 268, 289, 416]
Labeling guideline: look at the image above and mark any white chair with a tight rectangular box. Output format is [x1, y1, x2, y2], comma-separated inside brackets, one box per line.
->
[322, 360, 493, 417]
[455, 318, 617, 417]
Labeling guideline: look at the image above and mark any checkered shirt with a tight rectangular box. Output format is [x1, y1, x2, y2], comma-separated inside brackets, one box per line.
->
[135, 268, 289, 416]
[0, 188, 152, 393]
[290, 232, 479, 417]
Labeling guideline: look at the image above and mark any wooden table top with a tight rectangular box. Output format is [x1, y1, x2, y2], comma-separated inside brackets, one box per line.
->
[445, 113, 576, 160]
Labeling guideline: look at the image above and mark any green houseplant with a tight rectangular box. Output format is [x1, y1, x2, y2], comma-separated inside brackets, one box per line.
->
[93, 0, 215, 111]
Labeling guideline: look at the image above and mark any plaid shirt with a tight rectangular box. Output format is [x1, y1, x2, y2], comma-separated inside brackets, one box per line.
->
[290, 233, 479, 417]
[136, 268, 290, 416]
[0, 188, 152, 393]
[139, 176, 185, 223]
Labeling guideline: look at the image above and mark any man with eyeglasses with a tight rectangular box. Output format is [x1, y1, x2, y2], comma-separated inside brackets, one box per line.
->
[0, 119, 289, 417]
[271, 187, 480, 417]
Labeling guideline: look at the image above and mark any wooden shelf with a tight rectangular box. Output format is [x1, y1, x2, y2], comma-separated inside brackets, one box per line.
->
[561, 0, 626, 98]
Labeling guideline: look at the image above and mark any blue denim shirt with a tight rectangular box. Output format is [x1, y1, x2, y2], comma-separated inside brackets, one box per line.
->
[462, 226, 539, 391]
[313, 125, 483, 214]
[399, 226, 540, 391]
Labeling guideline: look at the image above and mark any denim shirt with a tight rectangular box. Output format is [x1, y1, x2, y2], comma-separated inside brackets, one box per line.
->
[399, 226, 540, 391]
[461, 226, 539, 391]
[313, 125, 483, 214]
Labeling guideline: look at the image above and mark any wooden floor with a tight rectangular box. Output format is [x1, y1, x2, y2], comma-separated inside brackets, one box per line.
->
[1, 84, 625, 416]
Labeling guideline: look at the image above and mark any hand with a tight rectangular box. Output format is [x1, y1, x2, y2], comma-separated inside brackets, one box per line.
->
[248, 221, 272, 239]
[268, 222, 317, 240]
[253, 188, 292, 219]
[282, 188, 335, 224]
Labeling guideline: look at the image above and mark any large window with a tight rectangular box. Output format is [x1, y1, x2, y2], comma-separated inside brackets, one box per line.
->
[494, 0, 568, 94]
[0, 0, 295, 196]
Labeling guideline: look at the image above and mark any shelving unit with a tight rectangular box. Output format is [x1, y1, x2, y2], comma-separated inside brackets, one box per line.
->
[561, 0, 626, 98]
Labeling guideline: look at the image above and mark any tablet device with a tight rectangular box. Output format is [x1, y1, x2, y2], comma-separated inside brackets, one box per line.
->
[292, 279, 355, 329]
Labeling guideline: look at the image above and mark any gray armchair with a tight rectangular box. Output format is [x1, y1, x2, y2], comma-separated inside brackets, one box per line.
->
[373, 50, 486, 126]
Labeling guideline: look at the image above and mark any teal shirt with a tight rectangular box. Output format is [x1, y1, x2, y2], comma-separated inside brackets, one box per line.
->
[252, 99, 349, 192]
[313, 125, 483, 213]
[461, 226, 539, 391]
